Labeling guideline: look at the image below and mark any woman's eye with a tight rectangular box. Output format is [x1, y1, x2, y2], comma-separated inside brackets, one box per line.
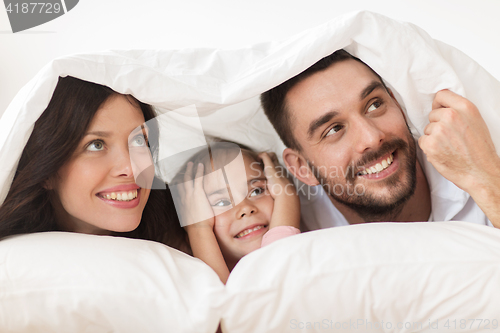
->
[86, 140, 104, 151]
[130, 135, 147, 147]
[325, 124, 343, 137]
[249, 187, 265, 197]
[213, 199, 231, 207]
[367, 100, 383, 113]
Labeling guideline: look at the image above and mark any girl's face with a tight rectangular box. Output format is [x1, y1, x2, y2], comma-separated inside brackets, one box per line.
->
[50, 95, 152, 235]
[204, 154, 274, 269]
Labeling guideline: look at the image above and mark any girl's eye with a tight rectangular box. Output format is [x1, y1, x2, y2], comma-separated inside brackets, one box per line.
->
[249, 187, 265, 197]
[130, 135, 148, 147]
[86, 140, 104, 152]
[213, 199, 232, 207]
[325, 124, 344, 137]
[367, 99, 383, 113]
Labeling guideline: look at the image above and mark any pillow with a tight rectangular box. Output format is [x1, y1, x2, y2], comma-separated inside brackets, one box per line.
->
[0, 232, 226, 333]
[1, 223, 499, 332]
[223, 221, 500, 332]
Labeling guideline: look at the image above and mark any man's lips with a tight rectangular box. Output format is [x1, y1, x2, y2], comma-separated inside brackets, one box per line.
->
[234, 224, 268, 239]
[356, 150, 399, 180]
[357, 151, 395, 175]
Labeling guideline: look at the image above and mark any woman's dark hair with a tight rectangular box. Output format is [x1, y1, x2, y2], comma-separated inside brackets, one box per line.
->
[0, 76, 186, 251]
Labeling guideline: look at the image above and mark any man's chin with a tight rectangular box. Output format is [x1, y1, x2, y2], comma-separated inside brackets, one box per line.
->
[326, 165, 417, 222]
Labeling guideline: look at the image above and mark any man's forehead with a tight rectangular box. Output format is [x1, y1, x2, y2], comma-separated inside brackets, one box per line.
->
[285, 59, 381, 136]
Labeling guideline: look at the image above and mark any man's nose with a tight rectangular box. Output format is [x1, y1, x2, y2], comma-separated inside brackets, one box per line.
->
[352, 117, 385, 153]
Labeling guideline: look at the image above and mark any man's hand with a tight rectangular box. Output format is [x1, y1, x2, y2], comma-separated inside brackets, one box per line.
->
[418, 89, 500, 227]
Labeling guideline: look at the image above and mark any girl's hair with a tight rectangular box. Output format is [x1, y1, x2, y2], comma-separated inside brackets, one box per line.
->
[0, 76, 187, 250]
[175, 137, 261, 182]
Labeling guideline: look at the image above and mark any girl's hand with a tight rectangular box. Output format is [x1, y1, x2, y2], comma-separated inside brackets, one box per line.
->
[258, 152, 301, 230]
[258, 152, 297, 199]
[179, 162, 215, 229]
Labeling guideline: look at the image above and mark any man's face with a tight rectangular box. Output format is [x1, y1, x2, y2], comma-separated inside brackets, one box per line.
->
[285, 59, 417, 220]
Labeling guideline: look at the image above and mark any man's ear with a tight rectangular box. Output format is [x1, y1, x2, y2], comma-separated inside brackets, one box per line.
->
[283, 148, 319, 186]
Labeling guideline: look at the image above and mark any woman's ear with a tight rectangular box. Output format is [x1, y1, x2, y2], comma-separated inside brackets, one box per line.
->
[43, 177, 54, 190]
[282, 148, 319, 186]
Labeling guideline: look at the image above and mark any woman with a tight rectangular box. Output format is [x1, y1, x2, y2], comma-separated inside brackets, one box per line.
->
[0, 76, 186, 250]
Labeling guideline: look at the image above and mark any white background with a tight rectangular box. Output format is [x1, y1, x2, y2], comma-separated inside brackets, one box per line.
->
[1, 0, 499, 116]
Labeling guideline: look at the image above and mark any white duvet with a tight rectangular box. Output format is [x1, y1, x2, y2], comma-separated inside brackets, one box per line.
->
[1, 11, 500, 333]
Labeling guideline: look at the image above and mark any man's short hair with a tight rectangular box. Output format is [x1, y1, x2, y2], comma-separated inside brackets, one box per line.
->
[260, 49, 388, 151]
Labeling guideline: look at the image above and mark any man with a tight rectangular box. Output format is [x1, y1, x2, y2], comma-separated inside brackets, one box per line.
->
[261, 50, 500, 229]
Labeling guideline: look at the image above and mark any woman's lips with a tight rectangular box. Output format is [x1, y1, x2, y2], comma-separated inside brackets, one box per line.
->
[96, 186, 142, 209]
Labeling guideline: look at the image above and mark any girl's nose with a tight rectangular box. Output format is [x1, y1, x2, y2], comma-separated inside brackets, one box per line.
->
[237, 200, 258, 219]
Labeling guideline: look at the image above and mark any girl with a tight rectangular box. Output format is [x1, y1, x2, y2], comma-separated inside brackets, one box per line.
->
[0, 76, 186, 251]
[176, 141, 301, 283]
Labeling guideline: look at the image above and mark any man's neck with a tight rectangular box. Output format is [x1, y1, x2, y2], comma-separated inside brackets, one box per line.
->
[331, 161, 432, 224]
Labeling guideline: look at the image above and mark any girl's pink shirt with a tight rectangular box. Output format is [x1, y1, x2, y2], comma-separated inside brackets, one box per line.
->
[260, 226, 301, 247]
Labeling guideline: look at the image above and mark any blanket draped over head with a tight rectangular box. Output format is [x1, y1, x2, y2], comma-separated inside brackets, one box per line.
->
[2, 11, 500, 204]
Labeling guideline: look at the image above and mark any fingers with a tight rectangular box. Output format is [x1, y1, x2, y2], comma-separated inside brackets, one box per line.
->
[258, 152, 277, 179]
[194, 163, 205, 190]
[432, 89, 463, 110]
[183, 162, 206, 194]
[269, 152, 280, 166]
[183, 161, 194, 196]
[431, 90, 479, 119]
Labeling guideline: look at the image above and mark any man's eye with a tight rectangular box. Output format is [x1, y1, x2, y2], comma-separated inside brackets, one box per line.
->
[213, 199, 231, 207]
[325, 124, 343, 137]
[86, 140, 104, 151]
[367, 100, 383, 113]
[249, 187, 265, 197]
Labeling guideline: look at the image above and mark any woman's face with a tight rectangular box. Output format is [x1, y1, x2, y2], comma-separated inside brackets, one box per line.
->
[50, 95, 152, 235]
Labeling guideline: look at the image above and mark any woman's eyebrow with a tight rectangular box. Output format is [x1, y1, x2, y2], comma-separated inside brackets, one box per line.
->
[85, 131, 111, 137]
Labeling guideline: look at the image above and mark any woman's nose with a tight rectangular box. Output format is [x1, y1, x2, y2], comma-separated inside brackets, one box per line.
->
[111, 146, 134, 178]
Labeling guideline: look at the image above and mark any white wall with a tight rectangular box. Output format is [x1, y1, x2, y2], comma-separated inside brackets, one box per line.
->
[1, 0, 499, 116]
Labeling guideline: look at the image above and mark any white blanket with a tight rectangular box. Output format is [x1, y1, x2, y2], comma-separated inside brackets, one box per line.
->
[2, 10, 500, 203]
[2, 11, 500, 333]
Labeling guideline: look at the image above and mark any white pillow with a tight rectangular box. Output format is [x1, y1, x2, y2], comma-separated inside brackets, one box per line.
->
[223, 221, 500, 332]
[0, 232, 226, 333]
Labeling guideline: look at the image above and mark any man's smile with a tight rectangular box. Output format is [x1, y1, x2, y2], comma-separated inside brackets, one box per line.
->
[356, 151, 398, 180]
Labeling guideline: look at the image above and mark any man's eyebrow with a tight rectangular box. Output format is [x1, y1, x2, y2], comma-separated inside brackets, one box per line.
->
[307, 111, 339, 140]
[360, 81, 385, 101]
